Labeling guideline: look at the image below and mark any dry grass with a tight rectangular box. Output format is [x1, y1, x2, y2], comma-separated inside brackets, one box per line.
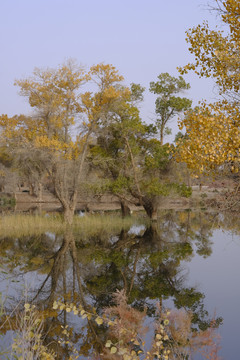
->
[0, 213, 65, 238]
[0, 213, 145, 238]
[73, 213, 144, 234]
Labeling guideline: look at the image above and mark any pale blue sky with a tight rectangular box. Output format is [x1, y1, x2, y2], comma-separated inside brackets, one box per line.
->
[0, 0, 219, 141]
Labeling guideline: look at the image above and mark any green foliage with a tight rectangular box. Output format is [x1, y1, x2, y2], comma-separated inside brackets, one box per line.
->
[144, 141, 170, 171]
[175, 183, 192, 198]
[155, 96, 192, 118]
[0, 195, 16, 206]
[130, 83, 145, 103]
[150, 72, 190, 95]
[141, 180, 192, 198]
[148, 250, 170, 268]
[164, 126, 172, 136]
[141, 178, 170, 196]
[111, 176, 132, 194]
[150, 72, 192, 144]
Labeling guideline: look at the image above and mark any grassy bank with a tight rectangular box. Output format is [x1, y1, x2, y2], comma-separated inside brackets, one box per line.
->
[0, 213, 146, 238]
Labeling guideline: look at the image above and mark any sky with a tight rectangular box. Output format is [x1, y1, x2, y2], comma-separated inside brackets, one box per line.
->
[0, 0, 219, 142]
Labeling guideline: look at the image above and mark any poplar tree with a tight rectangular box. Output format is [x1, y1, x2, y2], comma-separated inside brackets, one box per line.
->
[150, 73, 192, 145]
[176, 0, 240, 179]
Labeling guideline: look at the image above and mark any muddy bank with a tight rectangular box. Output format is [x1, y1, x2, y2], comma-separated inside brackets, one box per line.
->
[8, 184, 232, 213]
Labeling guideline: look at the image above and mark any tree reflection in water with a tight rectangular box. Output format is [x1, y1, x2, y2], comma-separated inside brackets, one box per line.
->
[0, 210, 228, 358]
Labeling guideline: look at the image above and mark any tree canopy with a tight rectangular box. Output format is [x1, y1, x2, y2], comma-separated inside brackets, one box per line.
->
[0, 61, 129, 223]
[176, 0, 240, 177]
[150, 73, 192, 145]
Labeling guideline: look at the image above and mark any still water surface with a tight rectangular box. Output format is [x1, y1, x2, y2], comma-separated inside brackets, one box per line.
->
[0, 210, 239, 359]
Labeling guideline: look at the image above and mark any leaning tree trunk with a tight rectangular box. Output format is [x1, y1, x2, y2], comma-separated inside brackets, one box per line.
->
[120, 199, 131, 218]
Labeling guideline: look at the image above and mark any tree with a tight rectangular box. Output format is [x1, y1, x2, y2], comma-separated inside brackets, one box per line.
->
[149, 73, 192, 145]
[176, 1, 240, 179]
[90, 83, 191, 220]
[91, 82, 161, 216]
[0, 62, 89, 223]
[0, 61, 126, 223]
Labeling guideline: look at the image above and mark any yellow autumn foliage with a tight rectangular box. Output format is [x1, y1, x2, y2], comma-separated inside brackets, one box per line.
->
[176, 1, 240, 176]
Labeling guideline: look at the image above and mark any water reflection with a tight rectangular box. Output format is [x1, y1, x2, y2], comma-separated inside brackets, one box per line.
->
[1, 209, 236, 358]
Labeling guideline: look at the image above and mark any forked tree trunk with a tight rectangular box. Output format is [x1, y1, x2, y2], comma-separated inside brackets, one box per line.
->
[120, 199, 131, 218]
[51, 126, 93, 226]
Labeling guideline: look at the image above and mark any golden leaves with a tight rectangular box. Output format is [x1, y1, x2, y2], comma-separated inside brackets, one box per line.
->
[1, 61, 130, 176]
[178, 3, 240, 92]
[110, 346, 118, 354]
[89, 63, 124, 87]
[176, 101, 240, 175]
[176, 2, 240, 176]
[95, 316, 103, 325]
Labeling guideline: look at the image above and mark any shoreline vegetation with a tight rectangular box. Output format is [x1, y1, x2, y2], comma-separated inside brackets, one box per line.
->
[0, 213, 147, 238]
[0, 181, 235, 213]
[0, 181, 236, 238]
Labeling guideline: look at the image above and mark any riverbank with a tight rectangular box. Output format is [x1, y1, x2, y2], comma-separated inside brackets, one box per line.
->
[0, 181, 235, 214]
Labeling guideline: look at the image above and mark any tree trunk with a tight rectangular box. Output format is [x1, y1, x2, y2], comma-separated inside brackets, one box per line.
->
[124, 137, 142, 202]
[37, 182, 43, 202]
[29, 182, 35, 196]
[63, 206, 75, 225]
[142, 223, 159, 242]
[142, 197, 158, 221]
[120, 199, 131, 218]
[160, 126, 164, 145]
